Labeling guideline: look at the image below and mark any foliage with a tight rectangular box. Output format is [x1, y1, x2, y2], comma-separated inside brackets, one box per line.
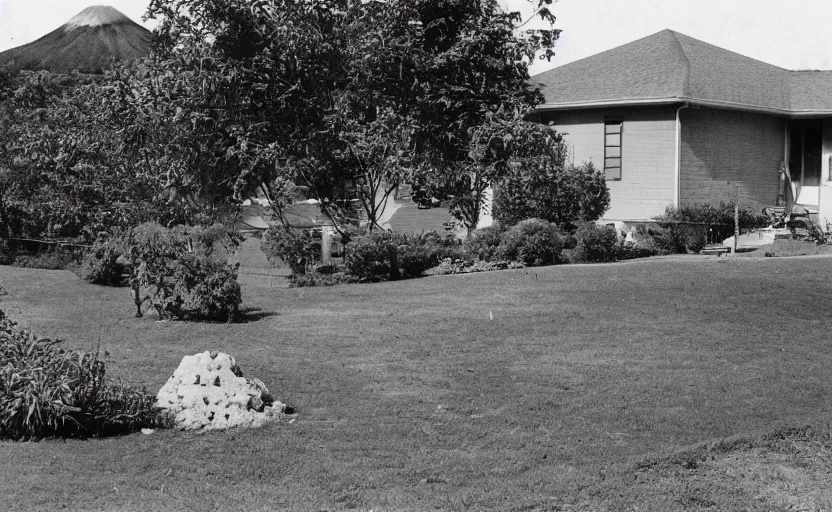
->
[397, 244, 440, 279]
[139, 0, 560, 234]
[126, 223, 242, 321]
[260, 226, 315, 276]
[80, 231, 129, 286]
[427, 258, 524, 275]
[290, 270, 356, 288]
[464, 224, 506, 262]
[653, 203, 770, 253]
[494, 159, 610, 230]
[0, 309, 166, 440]
[344, 230, 399, 282]
[569, 223, 619, 263]
[11, 248, 81, 270]
[565, 223, 659, 263]
[343, 230, 462, 281]
[497, 218, 563, 266]
[0, 239, 11, 265]
[0, 69, 180, 245]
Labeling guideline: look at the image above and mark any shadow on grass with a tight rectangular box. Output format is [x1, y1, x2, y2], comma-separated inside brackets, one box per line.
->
[237, 307, 279, 323]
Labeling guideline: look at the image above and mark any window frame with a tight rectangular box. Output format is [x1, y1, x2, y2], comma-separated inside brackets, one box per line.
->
[604, 120, 623, 181]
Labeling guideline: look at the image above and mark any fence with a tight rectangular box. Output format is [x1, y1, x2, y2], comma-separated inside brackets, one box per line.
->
[5, 237, 91, 263]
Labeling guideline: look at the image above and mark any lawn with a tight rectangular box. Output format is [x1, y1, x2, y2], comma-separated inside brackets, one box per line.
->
[1, 256, 832, 511]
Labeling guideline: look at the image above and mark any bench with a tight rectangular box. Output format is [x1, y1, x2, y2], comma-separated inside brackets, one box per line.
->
[700, 246, 731, 256]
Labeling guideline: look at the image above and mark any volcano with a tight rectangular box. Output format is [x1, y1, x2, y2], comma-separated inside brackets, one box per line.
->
[0, 6, 152, 74]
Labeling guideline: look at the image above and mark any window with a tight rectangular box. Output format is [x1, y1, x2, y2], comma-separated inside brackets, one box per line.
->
[604, 120, 622, 180]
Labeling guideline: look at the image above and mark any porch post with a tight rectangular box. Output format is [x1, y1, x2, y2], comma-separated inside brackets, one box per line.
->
[801, 126, 806, 189]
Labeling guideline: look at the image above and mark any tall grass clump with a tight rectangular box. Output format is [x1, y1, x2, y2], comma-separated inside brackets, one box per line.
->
[0, 309, 167, 440]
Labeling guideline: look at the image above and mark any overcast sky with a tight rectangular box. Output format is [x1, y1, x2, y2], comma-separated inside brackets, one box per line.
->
[2, 0, 832, 74]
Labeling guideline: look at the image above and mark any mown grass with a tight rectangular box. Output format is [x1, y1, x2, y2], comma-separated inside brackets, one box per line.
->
[1, 256, 832, 511]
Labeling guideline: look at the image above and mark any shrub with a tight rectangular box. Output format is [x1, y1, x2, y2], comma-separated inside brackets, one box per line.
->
[397, 243, 438, 278]
[0, 239, 11, 265]
[12, 248, 80, 270]
[0, 309, 167, 439]
[313, 262, 340, 275]
[427, 258, 523, 275]
[653, 203, 770, 253]
[344, 230, 398, 282]
[127, 223, 242, 322]
[464, 224, 505, 262]
[396, 231, 465, 278]
[261, 226, 314, 276]
[497, 218, 563, 266]
[342, 230, 463, 282]
[80, 231, 129, 286]
[570, 223, 619, 263]
[290, 271, 355, 288]
[493, 161, 610, 230]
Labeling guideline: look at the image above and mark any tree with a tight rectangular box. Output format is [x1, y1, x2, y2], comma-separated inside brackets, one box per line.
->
[138, 0, 562, 234]
[409, 0, 561, 231]
[0, 69, 167, 242]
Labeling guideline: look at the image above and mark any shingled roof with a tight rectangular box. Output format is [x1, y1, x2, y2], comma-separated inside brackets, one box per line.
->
[535, 30, 832, 116]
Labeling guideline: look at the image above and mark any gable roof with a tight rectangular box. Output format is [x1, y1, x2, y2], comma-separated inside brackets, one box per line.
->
[535, 30, 832, 117]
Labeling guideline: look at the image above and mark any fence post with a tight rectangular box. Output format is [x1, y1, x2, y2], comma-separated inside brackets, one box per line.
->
[734, 192, 739, 255]
[321, 226, 332, 264]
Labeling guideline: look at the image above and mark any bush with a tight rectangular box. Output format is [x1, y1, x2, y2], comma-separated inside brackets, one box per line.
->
[127, 223, 242, 322]
[397, 243, 438, 279]
[313, 262, 340, 275]
[570, 223, 619, 263]
[344, 230, 398, 282]
[653, 203, 770, 253]
[12, 247, 80, 270]
[260, 226, 314, 276]
[0, 309, 167, 439]
[80, 231, 129, 286]
[493, 161, 610, 230]
[0, 239, 11, 265]
[290, 270, 355, 288]
[343, 230, 463, 282]
[427, 258, 523, 275]
[464, 224, 505, 262]
[497, 218, 563, 266]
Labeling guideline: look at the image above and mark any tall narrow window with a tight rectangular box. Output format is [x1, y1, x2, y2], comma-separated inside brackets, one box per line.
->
[604, 121, 622, 180]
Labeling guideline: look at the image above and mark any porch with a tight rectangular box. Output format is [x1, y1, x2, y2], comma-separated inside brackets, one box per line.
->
[784, 118, 832, 231]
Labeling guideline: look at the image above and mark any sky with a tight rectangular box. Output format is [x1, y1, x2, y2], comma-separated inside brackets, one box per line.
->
[2, 0, 832, 75]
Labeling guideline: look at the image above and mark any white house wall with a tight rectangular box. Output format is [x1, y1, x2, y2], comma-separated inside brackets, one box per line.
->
[538, 106, 678, 222]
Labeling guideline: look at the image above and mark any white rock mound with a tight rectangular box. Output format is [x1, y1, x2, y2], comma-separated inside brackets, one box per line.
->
[156, 351, 289, 431]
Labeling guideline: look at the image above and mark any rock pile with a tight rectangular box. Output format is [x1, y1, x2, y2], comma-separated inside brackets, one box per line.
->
[156, 351, 289, 431]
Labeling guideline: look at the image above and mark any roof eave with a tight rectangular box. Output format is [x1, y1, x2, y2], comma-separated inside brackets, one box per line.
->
[535, 97, 832, 118]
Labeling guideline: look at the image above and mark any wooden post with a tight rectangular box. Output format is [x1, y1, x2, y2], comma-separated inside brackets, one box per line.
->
[321, 226, 332, 264]
[734, 189, 739, 255]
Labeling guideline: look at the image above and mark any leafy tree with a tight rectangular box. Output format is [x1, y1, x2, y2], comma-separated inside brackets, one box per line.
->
[139, 0, 561, 233]
[0, 68, 174, 243]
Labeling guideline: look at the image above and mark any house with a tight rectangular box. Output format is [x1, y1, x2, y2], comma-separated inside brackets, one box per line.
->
[528, 29, 832, 230]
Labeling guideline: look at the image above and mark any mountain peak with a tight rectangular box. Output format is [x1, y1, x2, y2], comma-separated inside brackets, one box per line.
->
[64, 5, 133, 30]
